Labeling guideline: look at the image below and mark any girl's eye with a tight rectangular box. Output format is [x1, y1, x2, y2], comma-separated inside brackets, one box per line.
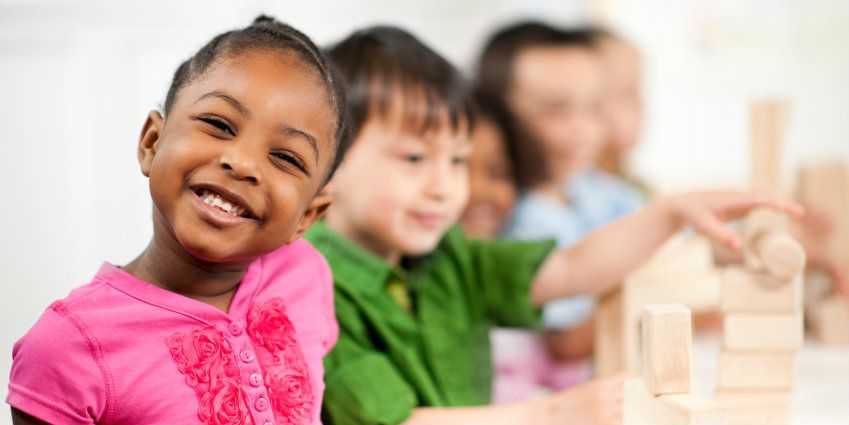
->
[272, 151, 308, 174]
[200, 117, 235, 136]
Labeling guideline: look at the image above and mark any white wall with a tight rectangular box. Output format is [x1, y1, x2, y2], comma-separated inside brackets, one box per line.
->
[1, 0, 847, 420]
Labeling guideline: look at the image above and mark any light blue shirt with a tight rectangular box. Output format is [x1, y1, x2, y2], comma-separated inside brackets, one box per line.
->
[503, 168, 645, 329]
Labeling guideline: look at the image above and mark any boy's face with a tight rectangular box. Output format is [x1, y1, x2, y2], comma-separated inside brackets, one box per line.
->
[138, 49, 335, 264]
[460, 118, 517, 239]
[509, 46, 604, 182]
[325, 107, 471, 264]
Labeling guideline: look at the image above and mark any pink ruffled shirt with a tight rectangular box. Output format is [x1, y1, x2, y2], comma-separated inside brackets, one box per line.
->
[7, 239, 338, 425]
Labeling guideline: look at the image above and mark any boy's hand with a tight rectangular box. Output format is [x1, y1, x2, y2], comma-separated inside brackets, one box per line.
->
[666, 191, 804, 252]
[537, 372, 629, 425]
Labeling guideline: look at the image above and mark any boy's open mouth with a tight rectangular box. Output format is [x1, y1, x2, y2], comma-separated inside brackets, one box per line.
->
[191, 186, 257, 219]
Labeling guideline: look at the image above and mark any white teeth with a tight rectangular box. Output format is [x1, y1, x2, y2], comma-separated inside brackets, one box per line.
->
[198, 189, 248, 218]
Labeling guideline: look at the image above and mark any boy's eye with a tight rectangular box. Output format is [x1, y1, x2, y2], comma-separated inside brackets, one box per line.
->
[404, 154, 424, 164]
[200, 116, 235, 136]
[271, 151, 308, 174]
[452, 155, 468, 166]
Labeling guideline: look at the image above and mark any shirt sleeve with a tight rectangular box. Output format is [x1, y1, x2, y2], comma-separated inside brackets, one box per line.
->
[468, 237, 557, 328]
[322, 298, 418, 425]
[7, 303, 108, 425]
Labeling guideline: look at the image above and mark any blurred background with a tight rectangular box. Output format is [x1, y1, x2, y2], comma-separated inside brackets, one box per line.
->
[1, 0, 848, 420]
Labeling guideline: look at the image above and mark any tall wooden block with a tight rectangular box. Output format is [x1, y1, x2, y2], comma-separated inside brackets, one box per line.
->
[723, 313, 803, 351]
[798, 162, 849, 266]
[749, 100, 790, 192]
[720, 267, 802, 313]
[715, 391, 792, 425]
[624, 379, 727, 425]
[717, 351, 795, 391]
[642, 304, 692, 395]
[810, 295, 849, 345]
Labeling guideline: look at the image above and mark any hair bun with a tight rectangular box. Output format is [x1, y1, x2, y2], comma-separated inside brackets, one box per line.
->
[253, 15, 276, 25]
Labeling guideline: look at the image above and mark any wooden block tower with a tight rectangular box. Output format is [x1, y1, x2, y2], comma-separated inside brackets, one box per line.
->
[714, 100, 804, 425]
[625, 304, 727, 425]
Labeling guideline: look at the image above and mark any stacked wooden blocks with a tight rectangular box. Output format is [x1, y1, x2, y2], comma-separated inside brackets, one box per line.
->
[625, 304, 727, 425]
[716, 209, 805, 425]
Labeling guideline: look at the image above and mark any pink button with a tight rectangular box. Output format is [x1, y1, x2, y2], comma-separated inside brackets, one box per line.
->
[240, 350, 254, 363]
[255, 397, 269, 411]
[262, 421, 274, 425]
[228, 322, 242, 336]
[249, 373, 263, 387]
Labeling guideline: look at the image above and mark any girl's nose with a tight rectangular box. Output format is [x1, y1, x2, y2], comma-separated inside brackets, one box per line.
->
[219, 147, 260, 184]
[425, 161, 451, 200]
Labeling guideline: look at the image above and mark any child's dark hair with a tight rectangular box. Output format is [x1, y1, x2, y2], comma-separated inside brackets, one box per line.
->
[471, 88, 544, 189]
[163, 15, 350, 179]
[476, 21, 599, 189]
[325, 26, 473, 139]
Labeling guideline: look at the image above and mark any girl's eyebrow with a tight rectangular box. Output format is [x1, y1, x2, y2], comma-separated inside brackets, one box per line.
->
[195, 90, 250, 117]
[278, 125, 319, 162]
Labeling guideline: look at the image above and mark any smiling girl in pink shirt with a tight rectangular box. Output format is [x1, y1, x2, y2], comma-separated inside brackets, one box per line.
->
[8, 15, 349, 425]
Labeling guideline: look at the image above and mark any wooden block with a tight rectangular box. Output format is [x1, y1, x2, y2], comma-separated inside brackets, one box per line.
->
[798, 162, 849, 265]
[749, 99, 790, 192]
[642, 304, 692, 395]
[810, 295, 849, 345]
[624, 378, 727, 425]
[744, 210, 806, 280]
[595, 287, 626, 377]
[723, 313, 803, 351]
[717, 351, 795, 391]
[715, 391, 791, 425]
[720, 266, 802, 313]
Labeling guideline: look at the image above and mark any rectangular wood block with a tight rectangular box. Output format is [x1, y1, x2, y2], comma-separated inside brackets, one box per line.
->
[811, 295, 849, 345]
[720, 266, 802, 313]
[624, 378, 727, 425]
[642, 304, 692, 395]
[717, 351, 795, 391]
[715, 391, 791, 425]
[723, 313, 803, 351]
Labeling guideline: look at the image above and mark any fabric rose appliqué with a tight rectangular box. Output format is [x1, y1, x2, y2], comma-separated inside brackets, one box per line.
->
[167, 326, 251, 425]
[167, 298, 312, 425]
[248, 298, 314, 425]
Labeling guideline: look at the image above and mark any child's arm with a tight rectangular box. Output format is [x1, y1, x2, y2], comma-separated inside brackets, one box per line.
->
[529, 191, 803, 305]
[403, 373, 627, 425]
[11, 408, 50, 425]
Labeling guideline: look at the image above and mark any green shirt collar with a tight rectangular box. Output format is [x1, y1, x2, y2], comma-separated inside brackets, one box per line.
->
[305, 221, 397, 295]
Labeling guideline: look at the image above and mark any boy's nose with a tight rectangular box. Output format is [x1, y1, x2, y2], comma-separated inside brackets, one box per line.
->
[424, 162, 451, 200]
[219, 149, 260, 184]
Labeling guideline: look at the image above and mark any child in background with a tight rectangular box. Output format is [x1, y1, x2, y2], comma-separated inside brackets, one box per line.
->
[477, 21, 646, 364]
[592, 28, 649, 195]
[461, 90, 592, 404]
[8, 16, 348, 425]
[308, 25, 801, 425]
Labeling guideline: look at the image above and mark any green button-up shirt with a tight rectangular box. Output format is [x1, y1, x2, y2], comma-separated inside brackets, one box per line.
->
[305, 221, 556, 425]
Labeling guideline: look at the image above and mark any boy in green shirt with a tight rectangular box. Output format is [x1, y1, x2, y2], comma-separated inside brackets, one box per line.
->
[307, 26, 801, 425]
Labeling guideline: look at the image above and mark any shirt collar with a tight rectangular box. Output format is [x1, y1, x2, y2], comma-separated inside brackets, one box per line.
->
[305, 221, 394, 295]
[95, 257, 263, 325]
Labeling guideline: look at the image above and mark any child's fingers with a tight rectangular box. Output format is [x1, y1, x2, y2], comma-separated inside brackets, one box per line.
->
[743, 192, 805, 218]
[692, 211, 742, 251]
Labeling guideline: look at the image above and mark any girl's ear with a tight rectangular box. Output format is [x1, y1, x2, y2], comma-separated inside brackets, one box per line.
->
[138, 110, 165, 177]
[288, 183, 334, 243]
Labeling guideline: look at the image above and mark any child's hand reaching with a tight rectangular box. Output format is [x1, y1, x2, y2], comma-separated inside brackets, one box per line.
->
[534, 372, 629, 425]
[531, 190, 804, 304]
[666, 191, 804, 252]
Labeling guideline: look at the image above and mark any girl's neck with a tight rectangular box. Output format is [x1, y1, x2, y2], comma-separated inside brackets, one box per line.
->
[123, 226, 250, 313]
